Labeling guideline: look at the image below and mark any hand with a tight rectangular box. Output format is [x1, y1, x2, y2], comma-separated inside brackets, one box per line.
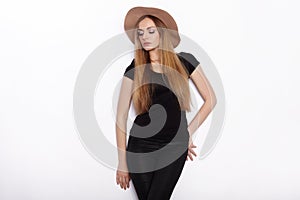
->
[116, 163, 131, 190]
[186, 133, 197, 161]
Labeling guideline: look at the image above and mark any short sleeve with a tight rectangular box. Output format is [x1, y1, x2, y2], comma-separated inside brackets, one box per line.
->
[177, 52, 200, 77]
[123, 59, 135, 80]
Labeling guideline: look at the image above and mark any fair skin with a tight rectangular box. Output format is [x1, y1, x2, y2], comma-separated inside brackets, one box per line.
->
[116, 17, 217, 190]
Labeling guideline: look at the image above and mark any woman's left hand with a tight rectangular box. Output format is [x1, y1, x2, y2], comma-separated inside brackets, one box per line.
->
[186, 134, 197, 161]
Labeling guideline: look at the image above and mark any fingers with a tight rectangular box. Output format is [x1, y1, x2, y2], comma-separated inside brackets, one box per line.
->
[125, 177, 130, 189]
[120, 177, 126, 190]
[186, 145, 198, 161]
[189, 143, 196, 148]
[119, 176, 125, 189]
[188, 140, 197, 148]
[116, 174, 130, 190]
[188, 152, 194, 161]
[122, 177, 128, 190]
[189, 148, 197, 157]
[116, 176, 122, 186]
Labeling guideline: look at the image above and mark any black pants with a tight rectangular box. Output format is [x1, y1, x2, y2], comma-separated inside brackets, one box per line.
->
[126, 111, 190, 200]
[127, 143, 188, 200]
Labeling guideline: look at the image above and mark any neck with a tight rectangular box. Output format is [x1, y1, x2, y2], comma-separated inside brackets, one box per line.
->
[149, 48, 160, 63]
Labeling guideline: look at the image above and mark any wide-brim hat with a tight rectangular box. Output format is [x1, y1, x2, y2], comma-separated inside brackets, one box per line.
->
[124, 6, 181, 48]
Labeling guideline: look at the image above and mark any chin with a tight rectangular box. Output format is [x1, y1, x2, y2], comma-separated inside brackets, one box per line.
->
[143, 46, 156, 51]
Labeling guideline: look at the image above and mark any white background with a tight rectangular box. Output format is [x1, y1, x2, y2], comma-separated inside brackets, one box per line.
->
[1, 0, 300, 199]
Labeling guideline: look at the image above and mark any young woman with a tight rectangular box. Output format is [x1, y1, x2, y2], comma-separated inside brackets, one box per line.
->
[116, 6, 217, 200]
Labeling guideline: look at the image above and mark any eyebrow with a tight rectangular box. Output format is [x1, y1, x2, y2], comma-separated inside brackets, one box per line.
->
[137, 26, 156, 31]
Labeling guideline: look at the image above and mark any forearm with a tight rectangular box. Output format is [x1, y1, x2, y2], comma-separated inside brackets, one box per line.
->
[187, 100, 217, 137]
[115, 118, 128, 164]
[116, 126, 126, 163]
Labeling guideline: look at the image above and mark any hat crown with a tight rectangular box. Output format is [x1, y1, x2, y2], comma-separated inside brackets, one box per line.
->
[124, 6, 180, 48]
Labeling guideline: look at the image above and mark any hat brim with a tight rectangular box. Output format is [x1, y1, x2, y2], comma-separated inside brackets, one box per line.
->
[124, 6, 180, 48]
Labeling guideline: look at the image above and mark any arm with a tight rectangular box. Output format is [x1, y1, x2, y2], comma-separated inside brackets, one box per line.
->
[187, 64, 217, 137]
[115, 76, 133, 190]
[115, 76, 133, 170]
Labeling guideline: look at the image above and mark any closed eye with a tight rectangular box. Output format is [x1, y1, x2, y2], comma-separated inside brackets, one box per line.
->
[137, 30, 144, 36]
[148, 29, 156, 34]
[137, 28, 157, 36]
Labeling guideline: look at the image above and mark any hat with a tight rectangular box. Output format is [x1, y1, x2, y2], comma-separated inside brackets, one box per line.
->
[124, 6, 181, 48]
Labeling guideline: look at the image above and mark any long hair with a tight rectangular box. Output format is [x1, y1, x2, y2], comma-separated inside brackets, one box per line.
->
[132, 15, 193, 115]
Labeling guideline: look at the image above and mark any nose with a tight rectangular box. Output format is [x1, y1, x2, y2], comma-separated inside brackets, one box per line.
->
[141, 32, 150, 40]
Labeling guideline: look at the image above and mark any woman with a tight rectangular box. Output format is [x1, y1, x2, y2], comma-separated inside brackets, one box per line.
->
[116, 6, 217, 200]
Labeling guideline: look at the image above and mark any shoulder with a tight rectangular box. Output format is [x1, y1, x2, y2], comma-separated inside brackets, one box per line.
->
[176, 52, 200, 77]
[123, 58, 135, 80]
[177, 52, 200, 67]
[124, 58, 135, 72]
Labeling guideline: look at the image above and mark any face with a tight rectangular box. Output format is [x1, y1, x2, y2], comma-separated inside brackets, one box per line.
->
[137, 17, 160, 51]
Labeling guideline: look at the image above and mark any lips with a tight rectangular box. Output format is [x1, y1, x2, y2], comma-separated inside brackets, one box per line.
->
[143, 42, 151, 45]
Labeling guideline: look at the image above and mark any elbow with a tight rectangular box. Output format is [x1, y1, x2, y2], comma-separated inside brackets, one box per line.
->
[204, 95, 217, 110]
[212, 95, 217, 107]
[210, 91, 217, 109]
[208, 99, 217, 111]
[212, 99, 217, 110]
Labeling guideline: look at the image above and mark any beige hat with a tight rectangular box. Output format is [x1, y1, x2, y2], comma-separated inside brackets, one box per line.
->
[124, 6, 181, 48]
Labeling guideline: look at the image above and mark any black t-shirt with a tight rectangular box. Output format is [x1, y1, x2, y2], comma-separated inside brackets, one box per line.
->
[123, 52, 200, 143]
[123, 52, 200, 80]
